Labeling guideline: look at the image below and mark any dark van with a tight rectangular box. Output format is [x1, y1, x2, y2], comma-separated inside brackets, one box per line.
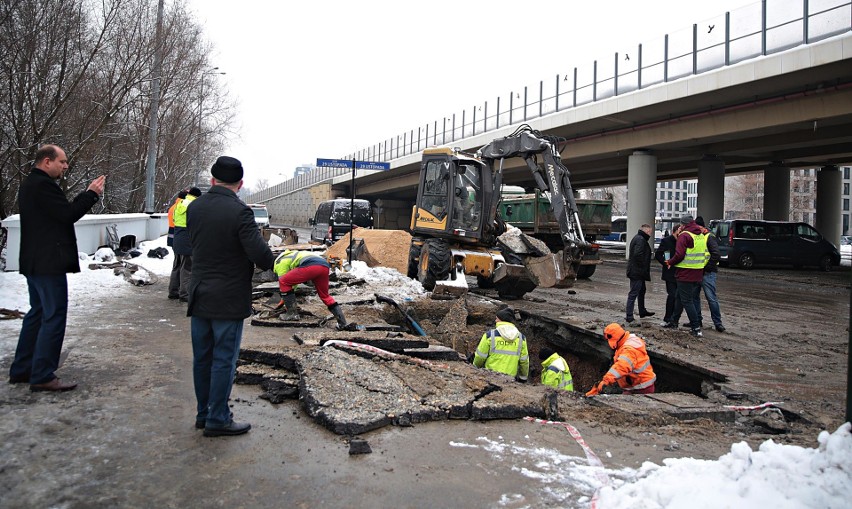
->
[708, 219, 839, 271]
[309, 198, 374, 245]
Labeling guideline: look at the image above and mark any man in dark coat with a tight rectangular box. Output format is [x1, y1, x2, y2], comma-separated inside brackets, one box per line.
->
[9, 144, 105, 391]
[655, 230, 678, 327]
[625, 223, 654, 322]
[186, 156, 274, 437]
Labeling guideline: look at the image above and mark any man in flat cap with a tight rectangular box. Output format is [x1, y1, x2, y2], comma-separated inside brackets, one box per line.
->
[186, 156, 274, 437]
[663, 215, 710, 338]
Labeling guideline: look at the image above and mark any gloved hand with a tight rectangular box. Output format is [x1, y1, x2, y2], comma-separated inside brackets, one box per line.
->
[585, 382, 603, 397]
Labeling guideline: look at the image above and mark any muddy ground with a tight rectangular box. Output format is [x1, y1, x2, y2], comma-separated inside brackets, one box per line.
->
[0, 253, 849, 508]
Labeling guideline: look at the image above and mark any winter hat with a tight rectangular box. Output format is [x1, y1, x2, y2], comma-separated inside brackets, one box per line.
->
[695, 216, 705, 227]
[177, 190, 188, 199]
[539, 346, 555, 360]
[679, 214, 694, 225]
[603, 322, 627, 349]
[211, 156, 244, 183]
[187, 187, 202, 197]
[496, 307, 516, 322]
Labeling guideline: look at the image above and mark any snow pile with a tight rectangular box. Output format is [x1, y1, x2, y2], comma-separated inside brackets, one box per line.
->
[596, 422, 852, 509]
[93, 247, 116, 262]
[343, 260, 425, 302]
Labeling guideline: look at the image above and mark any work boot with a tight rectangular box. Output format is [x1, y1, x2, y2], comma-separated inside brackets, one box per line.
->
[328, 303, 352, 330]
[690, 328, 703, 338]
[280, 292, 300, 321]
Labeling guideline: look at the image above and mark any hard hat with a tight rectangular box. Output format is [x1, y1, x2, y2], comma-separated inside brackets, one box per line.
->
[603, 323, 626, 349]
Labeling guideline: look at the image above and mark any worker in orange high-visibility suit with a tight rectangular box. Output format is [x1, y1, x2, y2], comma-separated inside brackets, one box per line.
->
[586, 322, 656, 396]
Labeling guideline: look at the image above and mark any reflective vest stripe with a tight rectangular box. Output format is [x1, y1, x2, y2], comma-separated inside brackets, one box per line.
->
[618, 354, 635, 370]
[634, 361, 651, 373]
[607, 367, 622, 380]
[489, 330, 525, 356]
[628, 375, 657, 390]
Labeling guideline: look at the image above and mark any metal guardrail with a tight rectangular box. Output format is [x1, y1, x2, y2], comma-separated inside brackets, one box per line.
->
[246, 0, 851, 206]
[344, 0, 851, 164]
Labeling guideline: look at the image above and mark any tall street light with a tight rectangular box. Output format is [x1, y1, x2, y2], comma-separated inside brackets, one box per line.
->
[195, 67, 226, 187]
[144, 0, 164, 213]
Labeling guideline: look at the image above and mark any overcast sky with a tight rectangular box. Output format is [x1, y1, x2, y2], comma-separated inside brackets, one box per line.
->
[185, 0, 760, 189]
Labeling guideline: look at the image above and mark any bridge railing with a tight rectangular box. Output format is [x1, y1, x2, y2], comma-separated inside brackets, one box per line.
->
[346, 0, 851, 164]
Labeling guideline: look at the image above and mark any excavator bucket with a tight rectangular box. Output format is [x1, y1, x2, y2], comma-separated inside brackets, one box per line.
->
[523, 250, 577, 288]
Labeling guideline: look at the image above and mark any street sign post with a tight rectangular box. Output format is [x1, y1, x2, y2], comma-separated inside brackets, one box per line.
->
[316, 158, 390, 264]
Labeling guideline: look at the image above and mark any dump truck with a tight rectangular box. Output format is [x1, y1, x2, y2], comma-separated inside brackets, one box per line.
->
[499, 192, 612, 278]
[407, 124, 594, 298]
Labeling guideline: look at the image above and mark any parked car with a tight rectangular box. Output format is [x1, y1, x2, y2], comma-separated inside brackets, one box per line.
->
[708, 219, 840, 271]
[309, 198, 373, 245]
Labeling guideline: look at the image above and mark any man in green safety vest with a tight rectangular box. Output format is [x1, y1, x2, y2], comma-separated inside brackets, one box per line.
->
[473, 307, 529, 381]
[538, 346, 574, 391]
[273, 249, 352, 330]
[664, 215, 710, 337]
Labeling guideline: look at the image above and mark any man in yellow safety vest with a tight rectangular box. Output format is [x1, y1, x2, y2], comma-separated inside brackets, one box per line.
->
[473, 307, 529, 382]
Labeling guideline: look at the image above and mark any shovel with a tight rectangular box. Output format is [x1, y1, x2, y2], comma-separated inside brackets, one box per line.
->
[374, 294, 426, 336]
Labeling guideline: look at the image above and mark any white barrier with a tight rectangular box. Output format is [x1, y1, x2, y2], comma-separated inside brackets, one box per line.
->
[1, 213, 168, 272]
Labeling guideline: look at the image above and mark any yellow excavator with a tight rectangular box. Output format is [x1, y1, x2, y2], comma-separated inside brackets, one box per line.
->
[407, 124, 593, 298]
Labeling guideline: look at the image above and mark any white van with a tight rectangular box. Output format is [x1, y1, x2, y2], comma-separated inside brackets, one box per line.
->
[247, 204, 270, 227]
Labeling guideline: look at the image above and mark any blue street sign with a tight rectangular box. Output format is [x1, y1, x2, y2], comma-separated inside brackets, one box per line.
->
[316, 159, 390, 171]
[355, 161, 390, 170]
[316, 158, 352, 168]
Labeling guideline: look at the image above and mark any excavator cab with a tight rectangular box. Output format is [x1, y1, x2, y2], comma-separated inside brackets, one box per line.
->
[411, 148, 491, 244]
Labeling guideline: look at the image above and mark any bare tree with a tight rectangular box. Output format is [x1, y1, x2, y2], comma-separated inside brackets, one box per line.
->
[725, 173, 764, 219]
[0, 0, 235, 218]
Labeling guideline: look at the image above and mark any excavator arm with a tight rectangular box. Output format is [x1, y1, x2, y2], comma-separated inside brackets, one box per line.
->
[477, 126, 587, 251]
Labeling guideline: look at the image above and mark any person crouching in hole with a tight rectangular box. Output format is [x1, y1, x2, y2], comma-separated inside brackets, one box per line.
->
[585, 323, 656, 396]
[273, 249, 354, 330]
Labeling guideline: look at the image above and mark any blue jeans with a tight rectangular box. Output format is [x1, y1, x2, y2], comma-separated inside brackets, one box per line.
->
[191, 317, 244, 427]
[10, 274, 69, 384]
[694, 271, 724, 327]
[671, 280, 702, 329]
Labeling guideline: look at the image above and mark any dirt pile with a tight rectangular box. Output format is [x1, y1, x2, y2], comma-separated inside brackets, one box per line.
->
[326, 229, 412, 275]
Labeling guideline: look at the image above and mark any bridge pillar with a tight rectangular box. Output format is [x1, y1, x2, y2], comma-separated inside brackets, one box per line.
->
[763, 163, 791, 221]
[816, 165, 842, 246]
[696, 155, 725, 222]
[626, 150, 658, 259]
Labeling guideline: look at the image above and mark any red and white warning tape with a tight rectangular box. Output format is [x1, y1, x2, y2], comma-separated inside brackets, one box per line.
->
[723, 401, 784, 411]
[524, 416, 611, 507]
[322, 340, 449, 369]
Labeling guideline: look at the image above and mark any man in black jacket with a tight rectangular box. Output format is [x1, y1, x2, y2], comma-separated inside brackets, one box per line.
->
[187, 156, 274, 437]
[9, 145, 105, 392]
[655, 230, 679, 327]
[625, 224, 654, 323]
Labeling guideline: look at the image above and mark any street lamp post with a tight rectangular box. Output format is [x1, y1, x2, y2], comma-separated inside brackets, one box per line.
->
[194, 67, 226, 187]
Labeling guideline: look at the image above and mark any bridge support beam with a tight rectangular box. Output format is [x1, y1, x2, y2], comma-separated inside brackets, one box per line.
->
[626, 150, 658, 259]
[816, 165, 842, 246]
[763, 163, 791, 221]
[696, 156, 725, 222]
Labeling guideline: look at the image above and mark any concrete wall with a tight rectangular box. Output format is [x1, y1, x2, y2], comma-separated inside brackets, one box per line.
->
[2, 213, 168, 272]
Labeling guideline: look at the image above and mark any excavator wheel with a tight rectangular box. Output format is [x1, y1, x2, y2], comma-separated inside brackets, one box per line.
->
[417, 239, 451, 291]
[576, 264, 597, 279]
[407, 239, 423, 279]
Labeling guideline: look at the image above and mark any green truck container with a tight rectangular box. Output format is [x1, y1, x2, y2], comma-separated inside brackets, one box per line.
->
[499, 191, 613, 278]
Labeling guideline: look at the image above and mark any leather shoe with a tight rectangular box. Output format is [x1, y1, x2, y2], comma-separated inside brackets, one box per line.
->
[625, 316, 634, 323]
[715, 325, 726, 332]
[30, 378, 77, 392]
[639, 311, 655, 318]
[168, 294, 179, 300]
[203, 421, 251, 437]
[9, 375, 30, 384]
[195, 420, 205, 429]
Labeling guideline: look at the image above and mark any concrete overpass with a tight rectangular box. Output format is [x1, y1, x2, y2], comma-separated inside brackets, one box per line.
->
[251, 0, 852, 240]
